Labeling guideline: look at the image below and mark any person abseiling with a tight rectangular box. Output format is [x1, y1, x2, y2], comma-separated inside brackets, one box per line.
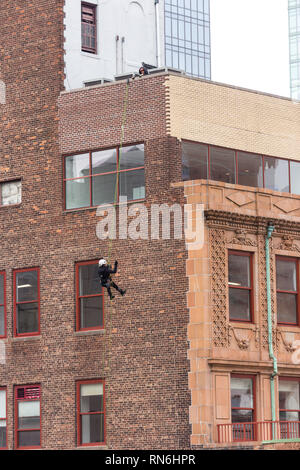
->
[98, 258, 126, 300]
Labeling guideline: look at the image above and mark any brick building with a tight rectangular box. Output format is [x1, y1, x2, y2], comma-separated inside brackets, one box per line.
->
[0, 0, 300, 451]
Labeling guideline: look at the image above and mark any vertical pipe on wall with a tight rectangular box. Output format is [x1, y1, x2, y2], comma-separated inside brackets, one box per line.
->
[155, 0, 161, 67]
[116, 35, 120, 75]
[265, 224, 277, 436]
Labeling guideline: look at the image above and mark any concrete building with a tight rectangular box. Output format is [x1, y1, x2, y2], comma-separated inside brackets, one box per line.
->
[1, 0, 300, 450]
[64, 0, 211, 90]
[289, 0, 300, 99]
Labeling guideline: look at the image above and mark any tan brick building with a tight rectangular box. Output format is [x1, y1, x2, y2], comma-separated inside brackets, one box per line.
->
[1, 0, 300, 450]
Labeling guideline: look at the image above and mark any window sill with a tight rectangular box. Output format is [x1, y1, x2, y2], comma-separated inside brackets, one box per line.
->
[76, 445, 108, 450]
[63, 198, 146, 215]
[80, 51, 100, 60]
[75, 329, 106, 337]
[12, 335, 41, 342]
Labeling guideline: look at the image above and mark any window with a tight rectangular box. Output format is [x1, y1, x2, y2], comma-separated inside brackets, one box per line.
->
[15, 385, 41, 449]
[81, 3, 97, 54]
[237, 152, 263, 188]
[64, 144, 145, 210]
[0, 272, 6, 338]
[182, 140, 300, 196]
[231, 375, 256, 441]
[276, 257, 299, 325]
[264, 156, 289, 193]
[228, 251, 253, 322]
[182, 141, 208, 181]
[14, 268, 40, 337]
[279, 378, 300, 439]
[77, 380, 105, 446]
[76, 261, 104, 331]
[0, 388, 7, 449]
[0, 180, 21, 206]
[210, 146, 236, 184]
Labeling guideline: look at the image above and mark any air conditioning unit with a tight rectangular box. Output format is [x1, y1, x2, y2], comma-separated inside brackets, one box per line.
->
[84, 78, 113, 87]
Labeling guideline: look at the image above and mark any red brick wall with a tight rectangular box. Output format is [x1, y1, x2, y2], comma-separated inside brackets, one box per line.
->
[0, 1, 190, 449]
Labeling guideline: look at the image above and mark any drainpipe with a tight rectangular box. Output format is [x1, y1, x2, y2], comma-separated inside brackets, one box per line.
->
[116, 35, 120, 75]
[265, 224, 277, 434]
[154, 0, 161, 67]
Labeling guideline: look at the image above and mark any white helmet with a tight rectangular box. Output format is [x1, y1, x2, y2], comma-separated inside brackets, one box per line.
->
[99, 258, 107, 266]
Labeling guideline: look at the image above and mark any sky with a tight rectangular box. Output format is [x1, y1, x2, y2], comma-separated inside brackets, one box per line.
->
[210, 0, 291, 97]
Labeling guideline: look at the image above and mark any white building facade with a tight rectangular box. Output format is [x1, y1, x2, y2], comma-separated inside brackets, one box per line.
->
[64, 0, 211, 90]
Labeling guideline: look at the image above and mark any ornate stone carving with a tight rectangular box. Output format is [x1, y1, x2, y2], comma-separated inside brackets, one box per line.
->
[228, 228, 257, 246]
[278, 330, 298, 353]
[229, 326, 250, 350]
[275, 235, 300, 253]
[258, 235, 276, 351]
[211, 229, 230, 348]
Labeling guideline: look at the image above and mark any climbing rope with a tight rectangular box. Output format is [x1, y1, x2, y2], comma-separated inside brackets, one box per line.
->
[102, 80, 130, 446]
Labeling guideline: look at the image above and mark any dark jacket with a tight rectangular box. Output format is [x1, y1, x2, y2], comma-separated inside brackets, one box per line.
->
[98, 261, 118, 285]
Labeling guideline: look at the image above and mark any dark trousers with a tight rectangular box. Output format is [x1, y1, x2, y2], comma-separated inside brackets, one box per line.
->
[102, 280, 123, 299]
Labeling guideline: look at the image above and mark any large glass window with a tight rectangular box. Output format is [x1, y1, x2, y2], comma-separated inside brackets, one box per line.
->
[210, 146, 235, 184]
[0, 388, 7, 449]
[276, 257, 299, 325]
[182, 141, 208, 181]
[290, 161, 300, 195]
[76, 261, 104, 331]
[0, 272, 6, 338]
[228, 251, 253, 322]
[77, 380, 105, 446]
[279, 379, 300, 439]
[237, 152, 263, 188]
[64, 145, 145, 210]
[264, 157, 289, 193]
[231, 376, 255, 441]
[15, 385, 41, 449]
[14, 268, 39, 337]
[182, 140, 300, 196]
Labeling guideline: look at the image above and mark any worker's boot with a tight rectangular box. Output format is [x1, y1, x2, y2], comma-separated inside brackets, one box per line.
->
[120, 289, 126, 296]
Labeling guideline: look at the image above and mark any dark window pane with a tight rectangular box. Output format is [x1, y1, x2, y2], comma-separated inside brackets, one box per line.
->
[0, 275, 3, 305]
[276, 258, 297, 291]
[264, 157, 289, 192]
[119, 145, 144, 171]
[65, 154, 90, 179]
[231, 409, 253, 423]
[66, 178, 90, 209]
[92, 149, 117, 175]
[92, 173, 116, 206]
[16, 271, 38, 302]
[80, 384, 103, 412]
[18, 430, 40, 447]
[81, 414, 104, 444]
[290, 161, 300, 195]
[210, 146, 236, 184]
[229, 288, 251, 321]
[237, 152, 263, 188]
[277, 293, 298, 324]
[80, 297, 103, 329]
[17, 303, 38, 334]
[0, 425, 6, 448]
[228, 254, 250, 287]
[182, 141, 208, 181]
[79, 264, 100, 296]
[119, 169, 145, 201]
[0, 307, 4, 336]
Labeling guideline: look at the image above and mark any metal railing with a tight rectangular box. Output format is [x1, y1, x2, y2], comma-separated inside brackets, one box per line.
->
[217, 420, 300, 443]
